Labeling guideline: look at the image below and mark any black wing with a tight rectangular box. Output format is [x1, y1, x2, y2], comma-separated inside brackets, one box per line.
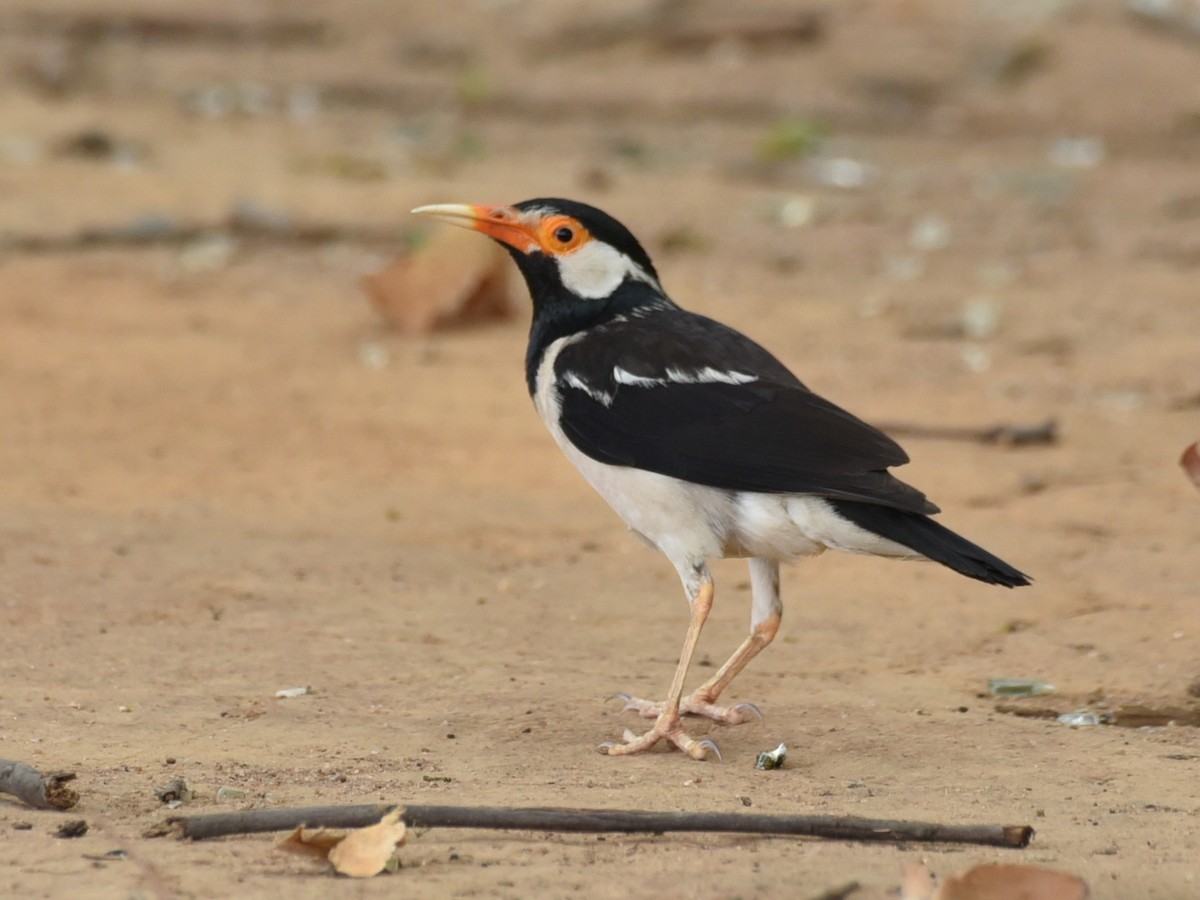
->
[554, 311, 938, 514]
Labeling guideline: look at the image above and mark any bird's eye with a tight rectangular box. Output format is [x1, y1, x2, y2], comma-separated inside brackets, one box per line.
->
[554, 226, 574, 244]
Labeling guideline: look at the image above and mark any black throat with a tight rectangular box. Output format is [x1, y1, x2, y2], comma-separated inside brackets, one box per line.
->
[512, 249, 672, 395]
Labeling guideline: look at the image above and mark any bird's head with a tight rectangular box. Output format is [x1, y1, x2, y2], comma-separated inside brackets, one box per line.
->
[412, 198, 664, 310]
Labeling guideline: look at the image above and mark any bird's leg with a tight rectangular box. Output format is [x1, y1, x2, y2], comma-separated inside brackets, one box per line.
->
[601, 563, 720, 760]
[685, 558, 780, 715]
[618, 559, 780, 726]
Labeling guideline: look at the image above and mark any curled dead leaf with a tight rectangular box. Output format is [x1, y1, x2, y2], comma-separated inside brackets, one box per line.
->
[276, 825, 345, 860]
[363, 226, 517, 334]
[1181, 441, 1200, 492]
[327, 808, 407, 878]
[276, 809, 407, 877]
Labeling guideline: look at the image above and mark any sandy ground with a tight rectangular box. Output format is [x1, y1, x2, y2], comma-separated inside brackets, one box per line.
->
[1, 1, 1199, 897]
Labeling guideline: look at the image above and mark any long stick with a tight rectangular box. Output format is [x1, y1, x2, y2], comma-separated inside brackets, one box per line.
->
[157, 803, 1032, 848]
[0, 759, 79, 811]
[878, 418, 1057, 447]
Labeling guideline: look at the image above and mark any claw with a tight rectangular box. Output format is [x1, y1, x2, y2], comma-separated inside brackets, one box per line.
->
[606, 692, 648, 714]
[597, 741, 618, 754]
[731, 701, 765, 724]
[695, 738, 722, 762]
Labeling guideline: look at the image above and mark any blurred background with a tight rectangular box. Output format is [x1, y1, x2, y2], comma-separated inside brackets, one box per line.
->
[1, 1, 1199, 896]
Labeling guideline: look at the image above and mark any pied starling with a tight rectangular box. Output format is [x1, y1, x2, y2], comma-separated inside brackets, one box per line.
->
[412, 199, 1030, 761]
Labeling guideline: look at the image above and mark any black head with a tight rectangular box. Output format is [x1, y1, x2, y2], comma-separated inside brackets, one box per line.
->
[511, 198, 660, 284]
[411, 198, 675, 391]
[411, 198, 664, 305]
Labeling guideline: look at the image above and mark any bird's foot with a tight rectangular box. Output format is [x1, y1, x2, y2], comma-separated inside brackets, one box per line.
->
[608, 692, 763, 726]
[598, 708, 721, 760]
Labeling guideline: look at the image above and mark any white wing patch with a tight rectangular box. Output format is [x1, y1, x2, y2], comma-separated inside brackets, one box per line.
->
[563, 371, 614, 407]
[612, 366, 759, 388]
[612, 367, 661, 387]
[668, 367, 758, 385]
[560, 365, 757, 408]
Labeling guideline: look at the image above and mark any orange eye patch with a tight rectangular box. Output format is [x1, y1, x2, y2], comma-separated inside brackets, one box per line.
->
[538, 216, 589, 254]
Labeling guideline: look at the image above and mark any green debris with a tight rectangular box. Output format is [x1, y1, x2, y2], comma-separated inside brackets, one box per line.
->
[754, 743, 788, 770]
[758, 117, 827, 162]
[987, 678, 1056, 698]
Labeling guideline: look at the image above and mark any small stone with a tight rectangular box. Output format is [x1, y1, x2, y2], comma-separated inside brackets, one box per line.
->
[960, 345, 992, 373]
[883, 255, 924, 281]
[809, 157, 875, 189]
[910, 215, 952, 252]
[216, 786, 247, 803]
[288, 85, 321, 124]
[55, 820, 88, 839]
[0, 135, 42, 165]
[357, 342, 390, 370]
[1049, 136, 1105, 169]
[178, 234, 237, 273]
[155, 778, 192, 804]
[960, 296, 1001, 339]
[777, 195, 816, 228]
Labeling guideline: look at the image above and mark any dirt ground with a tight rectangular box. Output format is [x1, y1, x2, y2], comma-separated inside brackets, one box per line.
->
[2, 1, 1199, 897]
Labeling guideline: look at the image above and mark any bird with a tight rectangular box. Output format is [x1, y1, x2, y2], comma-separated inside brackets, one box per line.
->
[411, 198, 1031, 761]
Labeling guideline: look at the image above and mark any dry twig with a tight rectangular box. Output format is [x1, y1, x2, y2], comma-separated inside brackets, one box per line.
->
[0, 760, 79, 810]
[879, 418, 1058, 447]
[153, 802, 1033, 848]
[0, 215, 399, 254]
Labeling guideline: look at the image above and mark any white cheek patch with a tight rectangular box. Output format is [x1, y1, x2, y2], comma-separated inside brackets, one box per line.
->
[556, 241, 656, 300]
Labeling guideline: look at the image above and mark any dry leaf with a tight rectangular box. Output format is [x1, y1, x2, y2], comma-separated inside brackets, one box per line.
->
[362, 226, 516, 334]
[1181, 441, 1200, 492]
[935, 863, 1088, 900]
[276, 825, 346, 860]
[327, 809, 407, 878]
[900, 860, 937, 900]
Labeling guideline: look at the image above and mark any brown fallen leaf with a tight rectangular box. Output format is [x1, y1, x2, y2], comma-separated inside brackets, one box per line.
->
[1181, 441, 1200, 492]
[362, 226, 517, 334]
[276, 824, 346, 860]
[937, 863, 1088, 900]
[902, 861, 1088, 900]
[327, 808, 407, 878]
[276, 809, 407, 877]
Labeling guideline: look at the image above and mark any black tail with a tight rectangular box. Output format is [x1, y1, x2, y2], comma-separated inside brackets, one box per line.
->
[828, 500, 1031, 588]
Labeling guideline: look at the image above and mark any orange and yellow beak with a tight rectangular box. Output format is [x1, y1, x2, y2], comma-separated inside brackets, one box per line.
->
[411, 203, 539, 254]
